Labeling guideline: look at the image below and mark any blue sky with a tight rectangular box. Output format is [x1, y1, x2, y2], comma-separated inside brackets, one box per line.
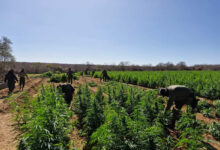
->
[0, 0, 219, 65]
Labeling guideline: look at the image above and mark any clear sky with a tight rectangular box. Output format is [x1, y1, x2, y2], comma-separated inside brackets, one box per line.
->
[0, 0, 219, 65]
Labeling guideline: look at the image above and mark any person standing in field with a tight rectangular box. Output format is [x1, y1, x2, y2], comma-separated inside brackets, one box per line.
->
[92, 70, 95, 76]
[18, 68, 29, 91]
[101, 70, 109, 81]
[67, 68, 73, 84]
[160, 85, 198, 129]
[4, 69, 18, 94]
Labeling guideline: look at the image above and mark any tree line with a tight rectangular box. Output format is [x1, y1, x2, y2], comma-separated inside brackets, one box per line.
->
[1, 36, 220, 77]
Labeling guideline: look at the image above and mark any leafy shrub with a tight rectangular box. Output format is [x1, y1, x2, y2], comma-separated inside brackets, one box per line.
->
[201, 107, 215, 118]
[73, 82, 208, 150]
[176, 111, 205, 149]
[50, 74, 68, 83]
[213, 100, 220, 118]
[55, 71, 61, 74]
[73, 74, 79, 80]
[87, 81, 98, 87]
[216, 109, 220, 118]
[11, 92, 32, 131]
[213, 100, 220, 108]
[197, 100, 212, 112]
[209, 122, 220, 140]
[94, 71, 220, 100]
[18, 85, 72, 150]
[41, 71, 53, 77]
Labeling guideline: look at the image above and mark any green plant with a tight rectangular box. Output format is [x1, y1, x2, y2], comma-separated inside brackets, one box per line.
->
[176, 111, 205, 149]
[87, 81, 98, 87]
[11, 92, 32, 131]
[41, 71, 53, 77]
[214, 100, 220, 118]
[209, 122, 220, 140]
[94, 71, 220, 100]
[18, 85, 72, 150]
[197, 100, 212, 112]
[201, 107, 215, 118]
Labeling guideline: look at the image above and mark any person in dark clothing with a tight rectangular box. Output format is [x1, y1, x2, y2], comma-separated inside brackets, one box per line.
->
[18, 69, 29, 91]
[67, 68, 73, 84]
[92, 70, 95, 76]
[84, 69, 88, 76]
[4, 69, 18, 94]
[160, 85, 198, 129]
[57, 84, 75, 106]
[101, 70, 110, 81]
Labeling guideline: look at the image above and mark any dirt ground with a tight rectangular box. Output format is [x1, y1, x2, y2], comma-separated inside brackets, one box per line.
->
[0, 76, 220, 150]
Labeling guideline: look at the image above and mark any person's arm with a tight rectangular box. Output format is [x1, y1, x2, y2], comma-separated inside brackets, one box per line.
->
[14, 74, 18, 82]
[164, 98, 173, 115]
[4, 75, 7, 83]
[25, 73, 29, 79]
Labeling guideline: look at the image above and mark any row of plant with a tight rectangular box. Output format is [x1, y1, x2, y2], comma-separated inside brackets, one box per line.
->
[73, 81, 208, 150]
[197, 100, 220, 118]
[41, 71, 79, 83]
[93, 71, 220, 100]
[11, 86, 73, 150]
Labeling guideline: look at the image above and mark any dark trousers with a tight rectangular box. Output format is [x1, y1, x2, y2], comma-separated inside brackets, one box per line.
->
[8, 81, 15, 93]
[20, 77, 25, 89]
[68, 77, 73, 84]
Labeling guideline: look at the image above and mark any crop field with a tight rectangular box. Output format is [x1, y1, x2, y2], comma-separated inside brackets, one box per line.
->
[0, 71, 220, 150]
[93, 71, 220, 99]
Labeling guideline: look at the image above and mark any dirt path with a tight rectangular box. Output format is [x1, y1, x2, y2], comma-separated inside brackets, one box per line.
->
[0, 78, 48, 150]
[68, 76, 103, 149]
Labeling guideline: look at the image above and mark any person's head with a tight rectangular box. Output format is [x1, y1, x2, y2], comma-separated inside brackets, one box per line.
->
[21, 68, 24, 73]
[159, 88, 169, 97]
[9, 69, 14, 74]
[68, 68, 71, 71]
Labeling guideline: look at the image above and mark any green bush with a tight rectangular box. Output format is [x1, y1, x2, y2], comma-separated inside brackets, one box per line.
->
[50, 74, 68, 83]
[197, 100, 212, 112]
[197, 100, 215, 118]
[209, 122, 220, 140]
[41, 71, 53, 77]
[94, 71, 220, 100]
[213, 100, 220, 108]
[176, 112, 205, 149]
[18, 85, 72, 150]
[87, 81, 98, 87]
[216, 109, 220, 118]
[201, 108, 215, 118]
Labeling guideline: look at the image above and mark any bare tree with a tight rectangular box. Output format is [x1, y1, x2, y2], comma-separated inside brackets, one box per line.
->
[0, 36, 15, 80]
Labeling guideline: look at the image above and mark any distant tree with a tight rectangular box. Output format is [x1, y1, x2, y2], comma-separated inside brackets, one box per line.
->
[118, 61, 130, 71]
[176, 61, 187, 70]
[32, 63, 42, 74]
[0, 36, 15, 80]
[0, 36, 15, 62]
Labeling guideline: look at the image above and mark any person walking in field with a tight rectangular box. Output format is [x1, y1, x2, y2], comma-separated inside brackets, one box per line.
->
[160, 85, 198, 129]
[67, 68, 73, 84]
[18, 68, 29, 91]
[4, 69, 18, 94]
[101, 70, 109, 81]
[92, 70, 95, 76]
